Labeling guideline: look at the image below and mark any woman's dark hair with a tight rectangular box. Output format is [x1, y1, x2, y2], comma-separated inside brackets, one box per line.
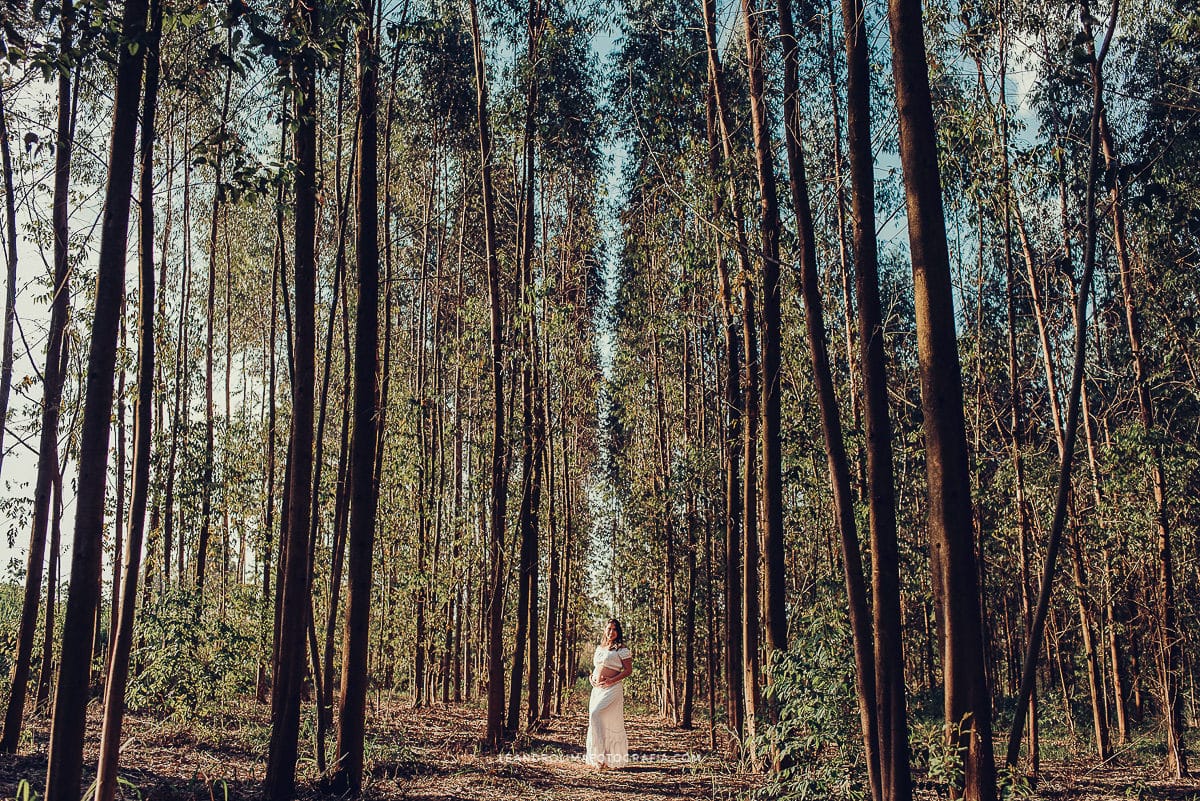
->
[605, 618, 625, 649]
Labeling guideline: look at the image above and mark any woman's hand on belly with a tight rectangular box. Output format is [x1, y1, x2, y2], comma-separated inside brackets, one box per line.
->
[590, 667, 615, 687]
[595, 665, 621, 687]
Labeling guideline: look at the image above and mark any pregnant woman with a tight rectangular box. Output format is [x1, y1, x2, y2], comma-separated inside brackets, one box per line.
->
[586, 618, 633, 769]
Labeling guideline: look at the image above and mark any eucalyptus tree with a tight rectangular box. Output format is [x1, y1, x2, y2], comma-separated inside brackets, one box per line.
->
[1121, 5, 1200, 771]
[740, 0, 786, 669]
[832, 0, 914, 790]
[0, 72, 16, 488]
[0, 0, 77, 755]
[95, 3, 163, 797]
[1098, 43, 1188, 785]
[698, 0, 748, 738]
[331, 0, 382, 789]
[774, 0, 893, 796]
[265, 0, 322, 793]
[43, 0, 149, 795]
[607, 0, 716, 732]
[885, 0, 997, 794]
[466, 0, 511, 750]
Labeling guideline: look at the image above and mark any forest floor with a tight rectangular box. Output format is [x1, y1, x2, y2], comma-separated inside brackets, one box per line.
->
[0, 692, 760, 800]
[2, 693, 1199, 800]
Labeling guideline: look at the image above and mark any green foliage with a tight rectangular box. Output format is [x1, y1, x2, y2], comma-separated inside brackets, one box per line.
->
[125, 587, 261, 719]
[909, 715, 967, 795]
[12, 778, 36, 801]
[0, 580, 24, 699]
[749, 592, 867, 801]
[997, 764, 1035, 800]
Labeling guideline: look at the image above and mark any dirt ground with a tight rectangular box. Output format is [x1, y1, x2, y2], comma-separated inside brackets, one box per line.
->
[0, 695, 758, 800]
[2, 695, 1198, 800]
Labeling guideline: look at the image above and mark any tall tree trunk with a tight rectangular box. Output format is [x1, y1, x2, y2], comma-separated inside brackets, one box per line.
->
[700, 0, 747, 741]
[1004, 0, 1117, 775]
[1098, 109, 1187, 777]
[0, 3, 75, 754]
[740, 234, 761, 756]
[740, 0, 787, 661]
[450, 248, 468, 706]
[680, 324, 697, 730]
[734, 6, 765, 744]
[331, 2, 381, 789]
[1084, 377, 1130, 745]
[990, 22, 1040, 774]
[524, 335, 545, 728]
[308, 79, 355, 751]
[647, 308, 676, 722]
[0, 78, 18, 483]
[539, 364, 560, 720]
[95, 5, 162, 795]
[197, 40, 233, 595]
[43, 0, 148, 793]
[555, 429, 574, 717]
[885, 0, 996, 795]
[778, 1, 893, 797]
[147, 108, 174, 600]
[264, 0, 319, 794]
[258, 102, 285, 700]
[507, 2, 544, 732]
[319, 312, 352, 714]
[468, 0, 510, 750]
[162, 124, 193, 588]
[411, 177, 432, 709]
[825, 18, 860, 458]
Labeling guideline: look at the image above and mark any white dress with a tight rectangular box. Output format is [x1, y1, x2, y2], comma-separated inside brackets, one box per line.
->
[586, 644, 632, 768]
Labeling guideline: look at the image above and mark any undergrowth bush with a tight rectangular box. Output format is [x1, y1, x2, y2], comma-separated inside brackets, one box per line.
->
[750, 591, 867, 801]
[126, 586, 261, 719]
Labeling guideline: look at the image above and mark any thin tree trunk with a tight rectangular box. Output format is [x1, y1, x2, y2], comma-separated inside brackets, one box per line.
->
[264, 0, 319, 793]
[555, 431, 574, 716]
[308, 79, 356, 753]
[468, 0, 510, 750]
[1085, 375, 1130, 745]
[1098, 108, 1187, 777]
[700, 0, 747, 742]
[331, 2, 381, 788]
[111, 305, 127, 660]
[95, 5, 162, 794]
[197, 40, 232, 595]
[42, 0, 148, 792]
[778, 1, 889, 796]
[0, 79, 18, 483]
[1004, 0, 1118, 774]
[163, 121, 193, 588]
[740, 0, 787, 662]
[37, 456, 66, 710]
[540, 353, 560, 720]
[0, 3, 74, 753]
[825, 19, 860, 455]
[680, 323, 697, 730]
[990, 24, 1041, 774]
[740, 231, 761, 757]
[1068, 520, 1111, 760]
[148, 109, 174, 599]
[258, 102, 285, 700]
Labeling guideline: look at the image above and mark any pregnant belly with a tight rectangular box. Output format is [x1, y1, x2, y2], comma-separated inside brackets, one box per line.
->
[594, 665, 621, 681]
